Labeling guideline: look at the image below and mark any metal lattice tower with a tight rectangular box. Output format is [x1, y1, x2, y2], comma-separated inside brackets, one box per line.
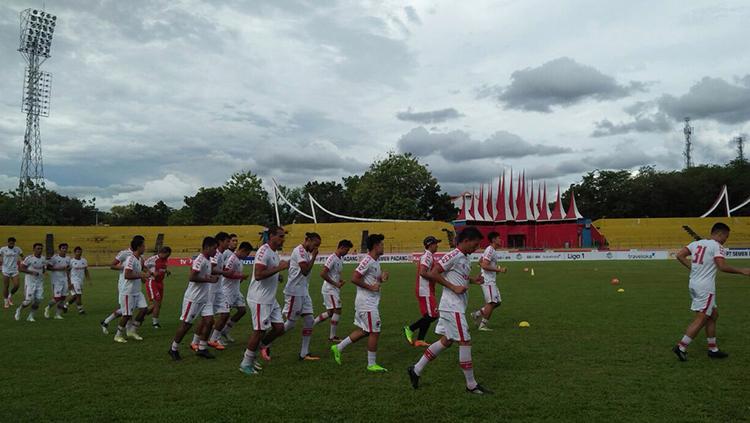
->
[683, 117, 693, 169]
[17, 8, 56, 198]
[736, 136, 745, 162]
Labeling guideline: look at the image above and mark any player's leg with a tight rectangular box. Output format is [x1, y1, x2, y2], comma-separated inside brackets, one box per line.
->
[169, 299, 201, 360]
[331, 327, 367, 365]
[409, 335, 452, 388]
[313, 295, 330, 325]
[366, 331, 386, 371]
[128, 297, 148, 340]
[100, 307, 122, 334]
[222, 304, 245, 342]
[15, 282, 33, 320]
[114, 295, 134, 343]
[240, 313, 266, 375]
[258, 302, 285, 361]
[195, 314, 215, 358]
[415, 296, 438, 345]
[704, 308, 727, 358]
[458, 340, 490, 394]
[675, 312, 708, 357]
[210, 312, 230, 344]
[299, 312, 318, 360]
[329, 307, 342, 341]
[191, 318, 205, 351]
[2, 275, 9, 307]
[10, 274, 20, 300]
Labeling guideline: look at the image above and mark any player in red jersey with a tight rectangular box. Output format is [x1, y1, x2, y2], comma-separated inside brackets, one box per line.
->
[145, 246, 172, 329]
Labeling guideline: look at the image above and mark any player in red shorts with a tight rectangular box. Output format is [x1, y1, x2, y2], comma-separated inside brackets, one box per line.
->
[404, 236, 440, 347]
[145, 246, 172, 328]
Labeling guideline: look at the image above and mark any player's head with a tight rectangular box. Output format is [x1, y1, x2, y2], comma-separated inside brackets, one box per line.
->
[58, 243, 68, 254]
[337, 239, 353, 256]
[366, 234, 385, 256]
[158, 246, 172, 259]
[456, 226, 483, 253]
[267, 225, 286, 249]
[304, 232, 321, 251]
[711, 222, 731, 244]
[228, 233, 238, 251]
[487, 231, 501, 247]
[7, 237, 15, 247]
[33, 242, 43, 256]
[74, 246, 82, 258]
[215, 231, 230, 250]
[202, 236, 218, 257]
[130, 237, 145, 255]
[423, 235, 441, 253]
[237, 241, 253, 259]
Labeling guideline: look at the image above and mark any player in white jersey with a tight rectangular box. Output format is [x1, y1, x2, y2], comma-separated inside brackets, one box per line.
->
[239, 226, 289, 375]
[113, 239, 149, 343]
[672, 223, 750, 361]
[408, 226, 493, 395]
[404, 236, 441, 347]
[66, 246, 90, 315]
[190, 232, 230, 351]
[211, 241, 253, 344]
[330, 234, 390, 373]
[100, 235, 144, 334]
[314, 239, 354, 341]
[268, 232, 321, 361]
[2, 237, 23, 308]
[14, 243, 46, 322]
[44, 243, 71, 320]
[471, 232, 507, 331]
[168, 237, 220, 361]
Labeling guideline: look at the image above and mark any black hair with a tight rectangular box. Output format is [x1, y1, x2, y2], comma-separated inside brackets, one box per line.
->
[267, 225, 285, 237]
[215, 231, 230, 242]
[239, 241, 253, 251]
[202, 236, 218, 249]
[305, 232, 321, 241]
[159, 246, 172, 254]
[338, 239, 354, 249]
[229, 233, 238, 239]
[132, 235, 145, 242]
[130, 238, 144, 251]
[487, 231, 500, 242]
[711, 222, 730, 234]
[58, 243, 68, 249]
[366, 234, 385, 251]
[74, 246, 82, 252]
[8, 237, 15, 242]
[33, 243, 43, 249]
[456, 226, 483, 243]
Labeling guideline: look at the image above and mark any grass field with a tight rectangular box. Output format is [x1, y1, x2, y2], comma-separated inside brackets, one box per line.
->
[2, 259, 750, 422]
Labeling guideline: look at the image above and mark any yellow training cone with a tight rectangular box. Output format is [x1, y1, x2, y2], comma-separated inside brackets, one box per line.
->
[530, 268, 535, 276]
[518, 321, 530, 328]
[617, 288, 625, 293]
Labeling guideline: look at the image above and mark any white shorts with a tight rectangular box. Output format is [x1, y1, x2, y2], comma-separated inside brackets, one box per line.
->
[690, 290, 717, 317]
[70, 280, 83, 295]
[179, 298, 214, 323]
[249, 301, 283, 331]
[323, 292, 342, 310]
[482, 283, 501, 304]
[354, 309, 381, 333]
[283, 294, 314, 321]
[222, 285, 246, 309]
[24, 282, 43, 302]
[119, 293, 148, 316]
[52, 281, 67, 299]
[435, 311, 471, 342]
[3, 271, 19, 278]
[212, 288, 230, 314]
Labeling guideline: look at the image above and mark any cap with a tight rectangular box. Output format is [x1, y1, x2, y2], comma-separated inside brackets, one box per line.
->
[423, 236, 441, 248]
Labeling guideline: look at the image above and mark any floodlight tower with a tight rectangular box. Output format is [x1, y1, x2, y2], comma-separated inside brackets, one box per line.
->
[17, 8, 56, 198]
[735, 136, 745, 162]
[683, 117, 693, 169]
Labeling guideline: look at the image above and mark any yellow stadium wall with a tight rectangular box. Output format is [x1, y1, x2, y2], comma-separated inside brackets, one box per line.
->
[0, 221, 455, 265]
[594, 217, 750, 250]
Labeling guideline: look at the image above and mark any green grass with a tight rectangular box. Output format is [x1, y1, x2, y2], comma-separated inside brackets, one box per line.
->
[2, 260, 750, 422]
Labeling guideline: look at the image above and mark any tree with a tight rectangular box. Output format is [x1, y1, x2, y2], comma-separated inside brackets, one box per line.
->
[183, 187, 225, 225]
[214, 171, 273, 225]
[298, 181, 349, 222]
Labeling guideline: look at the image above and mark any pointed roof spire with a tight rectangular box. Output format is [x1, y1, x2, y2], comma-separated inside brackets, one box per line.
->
[537, 182, 550, 221]
[565, 189, 584, 220]
[508, 169, 516, 219]
[467, 188, 476, 221]
[456, 193, 468, 221]
[550, 185, 564, 220]
[485, 181, 495, 221]
[476, 184, 485, 221]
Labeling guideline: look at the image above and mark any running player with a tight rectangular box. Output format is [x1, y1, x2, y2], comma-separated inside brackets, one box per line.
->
[196, 232, 230, 351]
[330, 234, 389, 372]
[113, 238, 149, 343]
[672, 223, 750, 361]
[210, 241, 253, 345]
[2, 237, 23, 309]
[14, 243, 45, 322]
[314, 239, 354, 342]
[404, 236, 440, 347]
[407, 226, 493, 394]
[100, 235, 145, 334]
[239, 226, 289, 375]
[168, 237, 219, 361]
[67, 246, 90, 315]
[227, 233, 239, 253]
[471, 231, 507, 331]
[277, 232, 321, 361]
[145, 246, 172, 328]
[45, 243, 71, 320]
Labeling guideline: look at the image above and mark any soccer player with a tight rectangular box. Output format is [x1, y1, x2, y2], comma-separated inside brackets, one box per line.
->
[277, 232, 321, 361]
[2, 237, 23, 309]
[227, 233, 239, 253]
[672, 223, 750, 361]
[404, 236, 441, 347]
[67, 246, 90, 315]
[314, 239, 354, 342]
[145, 246, 172, 328]
[471, 231, 507, 331]
[407, 226, 493, 394]
[330, 233, 389, 373]
[14, 243, 45, 322]
[210, 241, 253, 345]
[195, 232, 230, 351]
[168, 237, 219, 360]
[238, 226, 289, 375]
[113, 238, 149, 343]
[100, 235, 145, 334]
[45, 243, 71, 320]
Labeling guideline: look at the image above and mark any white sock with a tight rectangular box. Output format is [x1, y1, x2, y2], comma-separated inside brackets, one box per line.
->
[104, 312, 118, 324]
[301, 315, 314, 357]
[337, 336, 353, 352]
[414, 340, 446, 375]
[707, 337, 718, 352]
[116, 326, 125, 337]
[314, 312, 329, 325]
[210, 329, 221, 343]
[29, 309, 35, 318]
[241, 349, 256, 367]
[459, 345, 477, 390]
[198, 340, 207, 351]
[367, 351, 377, 366]
[171, 341, 179, 351]
[480, 318, 489, 326]
[284, 319, 296, 332]
[152, 317, 160, 325]
[192, 334, 200, 344]
[330, 313, 340, 338]
[223, 320, 235, 335]
[678, 335, 692, 352]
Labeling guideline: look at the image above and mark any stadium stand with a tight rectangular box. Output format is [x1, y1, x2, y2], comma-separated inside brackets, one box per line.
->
[594, 217, 750, 249]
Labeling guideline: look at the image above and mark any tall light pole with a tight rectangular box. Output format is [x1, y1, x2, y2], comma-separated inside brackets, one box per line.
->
[18, 8, 57, 199]
[683, 117, 693, 169]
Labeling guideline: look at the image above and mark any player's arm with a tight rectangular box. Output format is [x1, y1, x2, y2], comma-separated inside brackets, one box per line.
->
[109, 258, 123, 271]
[715, 257, 750, 276]
[320, 266, 343, 288]
[123, 263, 140, 280]
[351, 269, 379, 292]
[84, 266, 91, 281]
[427, 264, 466, 294]
[19, 261, 39, 276]
[299, 248, 319, 276]
[189, 267, 217, 283]
[675, 247, 692, 270]
[253, 260, 289, 281]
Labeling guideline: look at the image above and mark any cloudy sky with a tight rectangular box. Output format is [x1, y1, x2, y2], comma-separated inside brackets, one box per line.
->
[1, 0, 749, 210]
